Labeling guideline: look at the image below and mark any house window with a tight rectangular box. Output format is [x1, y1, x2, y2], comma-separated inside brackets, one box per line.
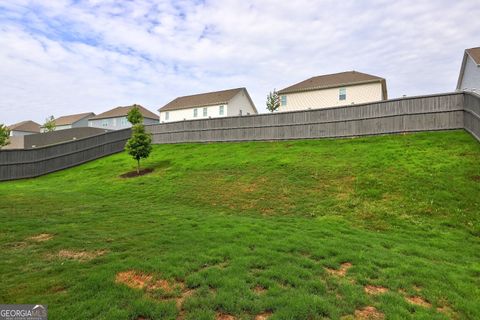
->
[165, 112, 169, 121]
[219, 105, 224, 115]
[281, 95, 287, 106]
[339, 88, 346, 100]
[102, 119, 108, 127]
[121, 117, 128, 125]
[193, 108, 198, 117]
[203, 107, 207, 116]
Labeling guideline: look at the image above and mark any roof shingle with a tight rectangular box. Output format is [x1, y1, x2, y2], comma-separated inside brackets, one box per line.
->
[159, 88, 245, 112]
[278, 71, 386, 96]
[48, 112, 94, 127]
[90, 105, 158, 120]
[466, 47, 480, 65]
[7, 120, 41, 133]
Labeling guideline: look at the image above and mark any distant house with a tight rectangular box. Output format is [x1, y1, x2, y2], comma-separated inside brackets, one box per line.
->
[89, 104, 159, 130]
[159, 87, 258, 123]
[41, 112, 95, 132]
[456, 47, 480, 93]
[277, 71, 388, 112]
[7, 120, 41, 136]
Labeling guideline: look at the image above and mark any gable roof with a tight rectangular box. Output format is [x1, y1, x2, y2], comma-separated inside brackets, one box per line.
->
[466, 47, 480, 65]
[44, 112, 95, 127]
[90, 104, 159, 120]
[159, 88, 247, 112]
[457, 47, 480, 90]
[7, 120, 41, 133]
[278, 71, 388, 99]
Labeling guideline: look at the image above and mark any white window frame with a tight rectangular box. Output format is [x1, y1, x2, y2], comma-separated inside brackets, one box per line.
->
[339, 88, 346, 101]
[203, 107, 207, 117]
[193, 108, 198, 117]
[219, 105, 224, 115]
[165, 112, 169, 121]
[281, 95, 287, 106]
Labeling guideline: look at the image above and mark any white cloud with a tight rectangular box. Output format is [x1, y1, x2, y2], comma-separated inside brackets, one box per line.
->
[0, 0, 479, 124]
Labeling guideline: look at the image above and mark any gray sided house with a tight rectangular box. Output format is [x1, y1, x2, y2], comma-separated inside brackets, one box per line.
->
[457, 47, 480, 93]
[41, 112, 95, 132]
[89, 104, 159, 130]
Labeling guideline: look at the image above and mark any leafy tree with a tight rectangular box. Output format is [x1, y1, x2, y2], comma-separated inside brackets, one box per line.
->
[0, 124, 10, 147]
[266, 89, 280, 112]
[43, 116, 56, 132]
[127, 105, 143, 125]
[125, 124, 152, 174]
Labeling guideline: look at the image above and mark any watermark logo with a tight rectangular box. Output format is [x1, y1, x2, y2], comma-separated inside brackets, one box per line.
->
[0, 305, 47, 320]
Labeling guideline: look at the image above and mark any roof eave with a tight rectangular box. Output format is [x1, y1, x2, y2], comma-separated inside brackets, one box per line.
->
[159, 101, 230, 112]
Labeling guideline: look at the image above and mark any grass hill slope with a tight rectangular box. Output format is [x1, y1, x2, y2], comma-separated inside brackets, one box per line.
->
[0, 130, 479, 319]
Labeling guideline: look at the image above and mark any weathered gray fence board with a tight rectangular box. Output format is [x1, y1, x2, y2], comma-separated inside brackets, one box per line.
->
[0, 129, 131, 181]
[464, 92, 480, 142]
[1, 92, 479, 182]
[148, 93, 464, 144]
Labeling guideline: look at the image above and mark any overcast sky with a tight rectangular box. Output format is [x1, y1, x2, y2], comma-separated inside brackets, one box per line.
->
[0, 0, 479, 125]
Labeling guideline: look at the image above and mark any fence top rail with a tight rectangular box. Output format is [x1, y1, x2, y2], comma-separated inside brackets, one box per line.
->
[147, 91, 463, 127]
[0, 127, 131, 153]
[464, 90, 480, 99]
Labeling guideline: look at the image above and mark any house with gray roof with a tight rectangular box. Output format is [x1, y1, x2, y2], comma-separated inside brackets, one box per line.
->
[41, 112, 95, 132]
[159, 87, 257, 123]
[457, 47, 480, 93]
[277, 71, 387, 112]
[89, 104, 159, 130]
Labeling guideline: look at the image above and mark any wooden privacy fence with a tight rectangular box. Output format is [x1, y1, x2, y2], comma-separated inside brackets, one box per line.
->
[0, 129, 131, 181]
[464, 91, 480, 141]
[1, 91, 479, 181]
[149, 92, 465, 143]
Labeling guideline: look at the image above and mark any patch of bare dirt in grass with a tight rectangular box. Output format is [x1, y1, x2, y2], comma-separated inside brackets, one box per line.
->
[120, 168, 154, 178]
[405, 296, 431, 308]
[216, 313, 236, 320]
[56, 249, 106, 261]
[364, 285, 388, 295]
[255, 312, 273, 320]
[437, 305, 457, 318]
[115, 270, 181, 292]
[326, 262, 352, 277]
[471, 175, 480, 182]
[253, 285, 267, 294]
[353, 306, 385, 320]
[28, 233, 53, 242]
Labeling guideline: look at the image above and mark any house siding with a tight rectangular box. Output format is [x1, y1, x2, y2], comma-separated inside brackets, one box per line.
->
[160, 104, 228, 123]
[278, 82, 384, 112]
[10, 130, 36, 136]
[227, 90, 257, 116]
[459, 56, 480, 92]
[89, 117, 157, 130]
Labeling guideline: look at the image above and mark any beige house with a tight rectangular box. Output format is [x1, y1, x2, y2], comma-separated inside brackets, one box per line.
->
[277, 71, 388, 112]
[159, 87, 257, 123]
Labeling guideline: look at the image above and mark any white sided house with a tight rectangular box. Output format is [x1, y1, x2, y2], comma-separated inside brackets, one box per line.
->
[7, 120, 41, 136]
[457, 47, 480, 93]
[159, 87, 258, 123]
[89, 104, 159, 130]
[41, 112, 94, 132]
[277, 71, 388, 112]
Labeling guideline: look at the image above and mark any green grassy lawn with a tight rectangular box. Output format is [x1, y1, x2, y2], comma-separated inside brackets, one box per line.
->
[0, 130, 479, 320]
